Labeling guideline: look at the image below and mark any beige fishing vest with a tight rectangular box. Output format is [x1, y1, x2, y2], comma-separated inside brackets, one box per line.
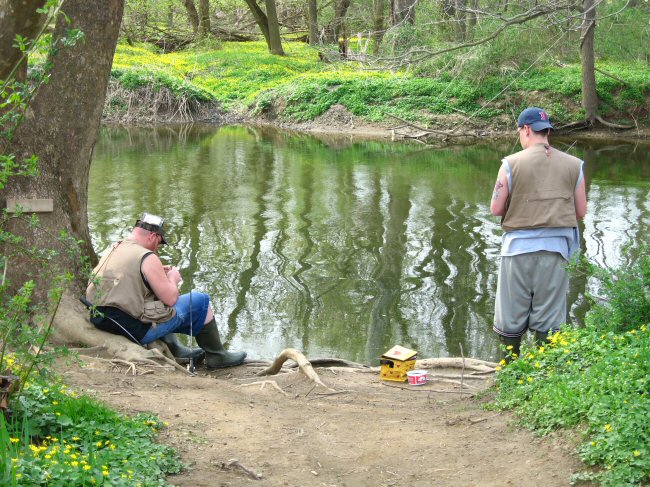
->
[86, 239, 175, 323]
[501, 143, 581, 232]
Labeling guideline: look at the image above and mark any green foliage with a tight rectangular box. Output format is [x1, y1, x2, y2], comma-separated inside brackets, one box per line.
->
[110, 40, 650, 126]
[575, 251, 650, 333]
[1, 377, 183, 485]
[491, 254, 650, 486]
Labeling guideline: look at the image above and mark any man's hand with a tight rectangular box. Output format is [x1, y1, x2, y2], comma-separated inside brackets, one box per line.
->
[165, 266, 182, 287]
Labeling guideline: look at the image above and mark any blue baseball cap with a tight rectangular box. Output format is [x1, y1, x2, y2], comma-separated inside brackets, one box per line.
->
[517, 107, 554, 131]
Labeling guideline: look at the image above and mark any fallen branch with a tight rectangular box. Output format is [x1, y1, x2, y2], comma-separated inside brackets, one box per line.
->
[388, 114, 473, 140]
[256, 348, 334, 391]
[222, 458, 263, 480]
[415, 358, 497, 372]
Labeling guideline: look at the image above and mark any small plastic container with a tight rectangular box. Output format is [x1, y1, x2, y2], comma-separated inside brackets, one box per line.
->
[406, 369, 428, 386]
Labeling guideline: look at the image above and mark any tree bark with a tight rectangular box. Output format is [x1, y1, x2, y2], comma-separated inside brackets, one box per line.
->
[372, 0, 385, 54]
[307, 0, 319, 45]
[390, 0, 415, 26]
[243, 0, 271, 48]
[243, 0, 284, 55]
[182, 0, 199, 32]
[197, 0, 210, 38]
[0, 0, 48, 82]
[265, 0, 285, 55]
[0, 0, 124, 296]
[580, 0, 598, 124]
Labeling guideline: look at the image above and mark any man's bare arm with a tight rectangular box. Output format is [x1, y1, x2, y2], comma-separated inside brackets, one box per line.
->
[490, 166, 509, 216]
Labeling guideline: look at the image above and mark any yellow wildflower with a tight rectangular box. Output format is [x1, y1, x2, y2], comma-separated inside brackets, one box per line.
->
[527, 377, 533, 383]
[633, 451, 641, 457]
[517, 380, 524, 385]
[10, 438, 19, 443]
[495, 366, 502, 372]
[84, 465, 92, 471]
[52, 401, 58, 405]
[499, 359, 506, 366]
[506, 345, 513, 350]
[534, 362, 541, 368]
[604, 423, 612, 432]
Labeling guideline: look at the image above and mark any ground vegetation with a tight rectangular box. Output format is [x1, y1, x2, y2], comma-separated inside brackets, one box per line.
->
[492, 252, 650, 486]
[110, 0, 649, 131]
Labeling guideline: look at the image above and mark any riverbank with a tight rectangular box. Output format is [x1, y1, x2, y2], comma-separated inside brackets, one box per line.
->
[61, 355, 584, 487]
[104, 41, 650, 142]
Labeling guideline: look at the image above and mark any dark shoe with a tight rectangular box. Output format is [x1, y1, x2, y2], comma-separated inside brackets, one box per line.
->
[195, 319, 247, 369]
[159, 333, 205, 365]
[498, 334, 521, 364]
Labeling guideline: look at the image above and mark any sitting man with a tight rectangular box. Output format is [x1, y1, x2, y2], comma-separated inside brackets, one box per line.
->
[86, 212, 247, 368]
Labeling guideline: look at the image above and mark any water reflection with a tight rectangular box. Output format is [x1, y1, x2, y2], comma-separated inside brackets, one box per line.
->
[89, 125, 650, 364]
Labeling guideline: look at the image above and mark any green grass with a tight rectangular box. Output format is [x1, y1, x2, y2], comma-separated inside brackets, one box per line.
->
[109, 40, 650, 126]
[0, 367, 183, 486]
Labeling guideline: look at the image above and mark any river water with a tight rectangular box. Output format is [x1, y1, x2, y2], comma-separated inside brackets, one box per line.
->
[89, 125, 650, 364]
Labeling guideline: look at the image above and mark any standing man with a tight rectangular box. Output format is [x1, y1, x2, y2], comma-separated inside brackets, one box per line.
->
[86, 212, 247, 369]
[490, 107, 587, 360]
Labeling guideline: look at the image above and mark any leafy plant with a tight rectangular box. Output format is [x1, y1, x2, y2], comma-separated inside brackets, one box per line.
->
[491, 253, 650, 486]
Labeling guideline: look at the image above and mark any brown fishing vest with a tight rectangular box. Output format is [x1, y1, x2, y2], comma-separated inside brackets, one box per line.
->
[501, 143, 581, 232]
[86, 239, 175, 323]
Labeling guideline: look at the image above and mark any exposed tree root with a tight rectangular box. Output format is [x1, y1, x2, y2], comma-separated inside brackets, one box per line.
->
[240, 380, 288, 396]
[286, 357, 369, 369]
[51, 292, 191, 375]
[256, 348, 334, 391]
[595, 115, 634, 130]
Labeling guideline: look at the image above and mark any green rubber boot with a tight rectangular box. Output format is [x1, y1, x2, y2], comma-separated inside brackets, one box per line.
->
[498, 335, 521, 364]
[159, 333, 205, 365]
[534, 331, 549, 348]
[195, 319, 247, 369]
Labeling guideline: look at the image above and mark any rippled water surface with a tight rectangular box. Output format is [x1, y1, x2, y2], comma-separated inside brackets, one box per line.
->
[89, 125, 650, 363]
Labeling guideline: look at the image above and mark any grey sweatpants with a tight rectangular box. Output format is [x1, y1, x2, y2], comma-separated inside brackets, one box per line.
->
[493, 251, 568, 338]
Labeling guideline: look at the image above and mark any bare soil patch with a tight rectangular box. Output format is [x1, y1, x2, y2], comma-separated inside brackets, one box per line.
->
[62, 357, 586, 487]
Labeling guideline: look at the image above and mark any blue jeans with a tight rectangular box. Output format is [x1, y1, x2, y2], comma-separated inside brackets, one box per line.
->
[141, 292, 210, 344]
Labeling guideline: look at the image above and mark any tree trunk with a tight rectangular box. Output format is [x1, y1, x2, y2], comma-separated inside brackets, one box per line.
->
[580, 0, 598, 124]
[307, 0, 319, 45]
[372, 0, 385, 55]
[325, 0, 351, 44]
[467, 0, 478, 36]
[182, 0, 199, 33]
[198, 0, 210, 38]
[390, 0, 415, 26]
[243, 0, 271, 49]
[0, 0, 124, 297]
[265, 0, 285, 55]
[0, 0, 48, 83]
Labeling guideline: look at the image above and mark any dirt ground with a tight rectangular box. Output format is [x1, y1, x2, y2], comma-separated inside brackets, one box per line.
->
[61, 355, 587, 487]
